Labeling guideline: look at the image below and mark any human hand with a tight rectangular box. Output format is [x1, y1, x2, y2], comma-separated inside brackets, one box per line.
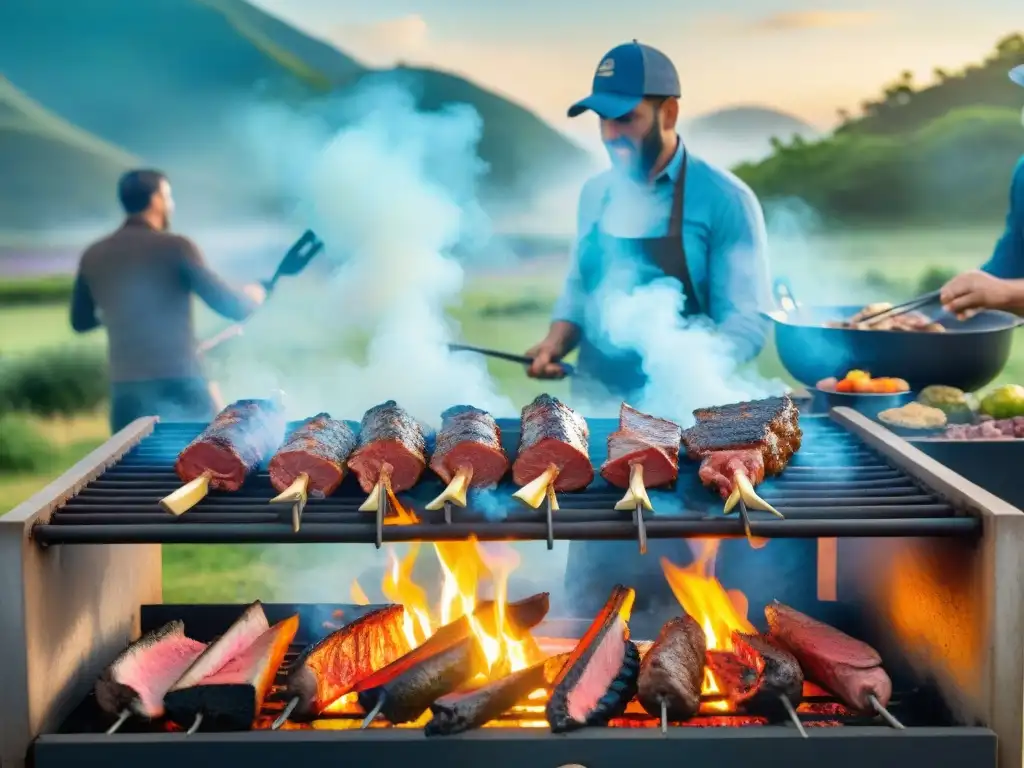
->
[525, 337, 568, 379]
[939, 270, 1013, 320]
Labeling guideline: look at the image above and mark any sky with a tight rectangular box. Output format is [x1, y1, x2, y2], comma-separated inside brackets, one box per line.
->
[249, 0, 1020, 146]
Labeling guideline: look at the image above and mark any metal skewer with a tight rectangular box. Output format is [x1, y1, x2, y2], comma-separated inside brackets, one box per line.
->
[660, 698, 668, 734]
[738, 499, 756, 546]
[375, 480, 386, 550]
[291, 496, 306, 533]
[544, 488, 554, 550]
[185, 712, 204, 736]
[361, 694, 386, 729]
[870, 694, 905, 729]
[634, 502, 648, 554]
[106, 709, 130, 735]
[443, 500, 453, 525]
[272, 696, 299, 730]
[779, 696, 808, 738]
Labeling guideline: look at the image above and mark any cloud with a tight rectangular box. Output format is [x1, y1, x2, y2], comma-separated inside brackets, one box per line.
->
[750, 10, 886, 31]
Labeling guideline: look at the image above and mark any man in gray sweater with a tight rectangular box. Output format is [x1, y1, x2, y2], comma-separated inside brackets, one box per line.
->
[71, 169, 266, 432]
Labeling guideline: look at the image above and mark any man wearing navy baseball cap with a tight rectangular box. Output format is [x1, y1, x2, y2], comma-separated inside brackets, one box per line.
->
[525, 41, 771, 398]
[938, 64, 1024, 317]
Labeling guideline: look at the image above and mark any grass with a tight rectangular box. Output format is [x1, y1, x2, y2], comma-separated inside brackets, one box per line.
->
[2, 227, 1021, 603]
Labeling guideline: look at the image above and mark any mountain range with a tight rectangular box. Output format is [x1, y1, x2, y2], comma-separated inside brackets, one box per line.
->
[0, 0, 814, 232]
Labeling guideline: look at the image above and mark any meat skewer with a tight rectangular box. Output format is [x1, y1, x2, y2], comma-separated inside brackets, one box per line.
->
[601, 403, 682, 512]
[165, 615, 299, 732]
[348, 400, 426, 524]
[546, 585, 640, 732]
[272, 604, 411, 727]
[425, 406, 509, 517]
[765, 600, 902, 728]
[267, 414, 358, 530]
[162, 396, 287, 516]
[637, 613, 706, 731]
[425, 652, 569, 736]
[95, 620, 206, 734]
[357, 593, 550, 727]
[682, 395, 802, 520]
[512, 394, 593, 512]
[730, 631, 806, 736]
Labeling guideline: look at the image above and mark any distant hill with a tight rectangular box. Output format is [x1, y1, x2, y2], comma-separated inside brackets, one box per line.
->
[682, 106, 820, 169]
[734, 34, 1024, 224]
[0, 77, 138, 228]
[0, 0, 588, 226]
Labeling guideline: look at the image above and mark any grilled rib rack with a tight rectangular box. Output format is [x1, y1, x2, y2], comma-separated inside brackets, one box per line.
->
[30, 411, 978, 547]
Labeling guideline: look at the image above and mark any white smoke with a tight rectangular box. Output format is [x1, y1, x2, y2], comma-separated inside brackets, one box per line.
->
[215, 82, 514, 427]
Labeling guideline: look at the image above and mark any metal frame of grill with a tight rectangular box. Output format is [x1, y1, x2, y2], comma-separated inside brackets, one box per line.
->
[3, 406, 1024, 768]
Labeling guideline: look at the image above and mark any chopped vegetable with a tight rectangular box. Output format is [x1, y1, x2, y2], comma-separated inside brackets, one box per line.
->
[980, 385, 1024, 420]
[824, 371, 911, 395]
[917, 385, 977, 424]
[878, 403, 947, 430]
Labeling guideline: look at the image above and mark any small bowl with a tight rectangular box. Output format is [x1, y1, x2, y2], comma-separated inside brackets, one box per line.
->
[815, 386, 916, 421]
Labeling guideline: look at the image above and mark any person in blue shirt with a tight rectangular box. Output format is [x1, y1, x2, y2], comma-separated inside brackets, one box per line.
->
[939, 64, 1024, 317]
[524, 41, 771, 403]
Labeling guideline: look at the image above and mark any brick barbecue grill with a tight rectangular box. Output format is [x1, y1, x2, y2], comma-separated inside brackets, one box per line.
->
[2, 407, 1022, 768]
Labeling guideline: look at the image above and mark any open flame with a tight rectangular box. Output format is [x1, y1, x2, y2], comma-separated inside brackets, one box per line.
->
[661, 540, 754, 711]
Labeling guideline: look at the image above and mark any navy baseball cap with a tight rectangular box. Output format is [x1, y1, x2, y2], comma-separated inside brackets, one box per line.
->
[1012, 65, 1024, 87]
[568, 41, 680, 120]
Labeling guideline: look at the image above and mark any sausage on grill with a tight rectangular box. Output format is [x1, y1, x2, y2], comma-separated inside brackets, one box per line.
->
[637, 614, 706, 721]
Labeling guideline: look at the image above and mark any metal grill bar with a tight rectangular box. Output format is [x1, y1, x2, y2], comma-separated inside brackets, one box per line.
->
[31, 415, 978, 546]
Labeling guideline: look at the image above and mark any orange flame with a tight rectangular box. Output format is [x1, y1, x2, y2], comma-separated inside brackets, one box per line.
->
[661, 540, 754, 710]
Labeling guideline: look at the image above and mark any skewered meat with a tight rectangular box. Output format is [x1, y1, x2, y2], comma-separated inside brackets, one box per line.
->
[430, 406, 508, 487]
[358, 635, 485, 724]
[348, 400, 428, 494]
[268, 413, 357, 498]
[425, 653, 569, 736]
[637, 614, 706, 721]
[730, 631, 803, 721]
[94, 621, 206, 720]
[169, 601, 269, 692]
[600, 403, 681, 490]
[512, 394, 593, 505]
[765, 600, 892, 712]
[684, 395, 801, 503]
[546, 585, 640, 732]
[282, 605, 411, 720]
[174, 399, 286, 491]
[165, 615, 298, 731]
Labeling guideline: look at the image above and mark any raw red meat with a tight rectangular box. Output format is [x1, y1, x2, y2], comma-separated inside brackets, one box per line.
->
[94, 620, 206, 719]
[169, 601, 269, 692]
[268, 413, 357, 498]
[697, 449, 764, 499]
[765, 600, 892, 712]
[174, 399, 286, 491]
[430, 405, 508, 487]
[348, 400, 428, 493]
[600, 403, 681, 489]
[512, 394, 593, 492]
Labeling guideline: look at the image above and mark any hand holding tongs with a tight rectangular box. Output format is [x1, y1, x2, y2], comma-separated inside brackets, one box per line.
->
[447, 343, 576, 377]
[855, 290, 942, 327]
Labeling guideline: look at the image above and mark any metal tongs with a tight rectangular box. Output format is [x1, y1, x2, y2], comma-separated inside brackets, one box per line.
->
[854, 290, 942, 327]
[447, 343, 576, 377]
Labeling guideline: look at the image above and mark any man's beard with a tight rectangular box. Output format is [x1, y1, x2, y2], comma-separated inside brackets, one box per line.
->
[605, 123, 665, 181]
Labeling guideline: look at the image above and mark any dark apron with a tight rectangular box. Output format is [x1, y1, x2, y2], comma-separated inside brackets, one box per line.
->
[562, 157, 818, 625]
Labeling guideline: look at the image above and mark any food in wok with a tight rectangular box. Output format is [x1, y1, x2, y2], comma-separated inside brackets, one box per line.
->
[825, 303, 945, 332]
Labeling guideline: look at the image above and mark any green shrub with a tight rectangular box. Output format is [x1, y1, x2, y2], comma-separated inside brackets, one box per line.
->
[0, 413, 52, 472]
[0, 275, 75, 306]
[0, 346, 108, 418]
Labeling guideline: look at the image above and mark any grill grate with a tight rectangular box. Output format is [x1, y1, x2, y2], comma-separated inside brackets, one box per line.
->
[31, 415, 978, 546]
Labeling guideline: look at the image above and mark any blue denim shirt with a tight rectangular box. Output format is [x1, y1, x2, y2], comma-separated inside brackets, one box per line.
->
[552, 138, 771, 363]
[981, 156, 1024, 278]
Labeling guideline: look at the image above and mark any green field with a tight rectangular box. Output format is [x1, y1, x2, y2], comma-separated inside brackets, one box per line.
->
[2, 225, 1021, 603]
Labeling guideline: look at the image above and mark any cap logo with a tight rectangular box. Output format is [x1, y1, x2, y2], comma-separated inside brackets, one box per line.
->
[596, 58, 615, 77]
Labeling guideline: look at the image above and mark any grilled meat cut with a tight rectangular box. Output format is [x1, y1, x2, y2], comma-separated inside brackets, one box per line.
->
[430, 405, 508, 487]
[730, 631, 803, 721]
[683, 395, 801, 499]
[165, 615, 298, 731]
[546, 585, 640, 732]
[282, 605, 411, 720]
[513, 394, 593, 492]
[94, 620, 206, 720]
[348, 400, 428, 494]
[765, 600, 892, 712]
[425, 653, 570, 736]
[358, 634, 485, 725]
[268, 414, 357, 498]
[600, 403, 682, 489]
[175, 399, 287, 491]
[637, 614, 706, 721]
[169, 601, 269, 692]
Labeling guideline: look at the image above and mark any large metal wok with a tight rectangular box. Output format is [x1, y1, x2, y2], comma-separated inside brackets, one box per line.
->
[766, 296, 1023, 393]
